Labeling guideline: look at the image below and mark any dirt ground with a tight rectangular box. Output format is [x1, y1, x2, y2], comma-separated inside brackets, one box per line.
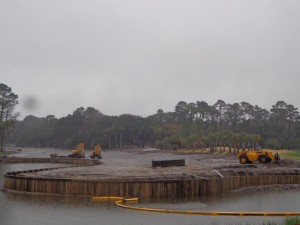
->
[26, 148, 300, 184]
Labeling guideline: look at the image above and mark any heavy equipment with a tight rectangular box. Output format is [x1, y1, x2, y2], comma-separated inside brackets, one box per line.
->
[68, 143, 85, 158]
[90, 144, 102, 159]
[238, 149, 280, 164]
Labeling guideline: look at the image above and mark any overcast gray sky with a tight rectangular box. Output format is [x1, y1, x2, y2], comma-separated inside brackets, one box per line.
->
[1, 0, 300, 119]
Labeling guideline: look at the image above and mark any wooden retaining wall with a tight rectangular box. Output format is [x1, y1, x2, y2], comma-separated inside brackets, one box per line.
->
[3, 168, 300, 199]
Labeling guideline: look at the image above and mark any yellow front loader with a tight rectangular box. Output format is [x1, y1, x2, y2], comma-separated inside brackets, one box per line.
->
[238, 149, 280, 164]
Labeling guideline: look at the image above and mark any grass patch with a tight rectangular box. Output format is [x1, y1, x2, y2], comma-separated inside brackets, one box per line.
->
[281, 150, 300, 160]
[284, 217, 300, 225]
[178, 147, 238, 155]
[179, 148, 300, 161]
[0, 151, 17, 156]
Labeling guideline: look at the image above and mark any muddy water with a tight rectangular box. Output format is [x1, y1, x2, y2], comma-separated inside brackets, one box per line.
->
[1, 149, 300, 225]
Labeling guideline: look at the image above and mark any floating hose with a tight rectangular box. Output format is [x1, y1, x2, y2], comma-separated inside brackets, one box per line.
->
[91, 196, 300, 217]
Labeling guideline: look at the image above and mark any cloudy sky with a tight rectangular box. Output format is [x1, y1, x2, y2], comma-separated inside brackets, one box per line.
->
[1, 0, 300, 119]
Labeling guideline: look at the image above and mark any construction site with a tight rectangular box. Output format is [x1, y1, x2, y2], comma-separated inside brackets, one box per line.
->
[2, 147, 300, 199]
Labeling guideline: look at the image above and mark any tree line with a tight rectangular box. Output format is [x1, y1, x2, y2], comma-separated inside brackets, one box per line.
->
[6, 99, 300, 151]
[0, 83, 19, 151]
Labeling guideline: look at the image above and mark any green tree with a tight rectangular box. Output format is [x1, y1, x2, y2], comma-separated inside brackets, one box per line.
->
[240, 101, 254, 131]
[0, 83, 19, 151]
[213, 100, 226, 129]
[175, 101, 189, 122]
[225, 103, 242, 131]
[270, 101, 300, 148]
[286, 104, 300, 141]
[196, 100, 211, 121]
[187, 103, 197, 122]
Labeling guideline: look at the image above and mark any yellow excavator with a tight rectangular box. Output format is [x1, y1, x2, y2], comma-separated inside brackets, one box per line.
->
[90, 144, 102, 159]
[68, 143, 85, 158]
[238, 148, 280, 164]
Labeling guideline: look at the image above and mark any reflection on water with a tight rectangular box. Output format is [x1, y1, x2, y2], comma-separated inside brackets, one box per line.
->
[138, 189, 300, 213]
[1, 163, 300, 225]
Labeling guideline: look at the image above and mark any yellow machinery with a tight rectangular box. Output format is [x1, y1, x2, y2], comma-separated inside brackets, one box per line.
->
[68, 143, 85, 158]
[238, 149, 280, 164]
[90, 144, 102, 159]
